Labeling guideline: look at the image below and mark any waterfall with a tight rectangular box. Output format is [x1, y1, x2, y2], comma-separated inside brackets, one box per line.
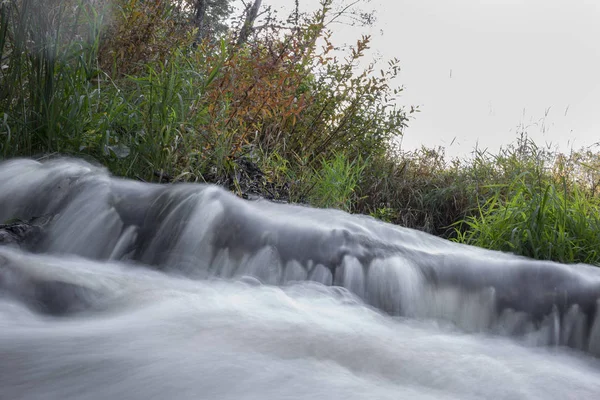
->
[1, 157, 600, 399]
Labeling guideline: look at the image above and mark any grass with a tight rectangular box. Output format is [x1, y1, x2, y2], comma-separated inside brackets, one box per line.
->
[448, 135, 600, 265]
[308, 151, 367, 212]
[1, 0, 600, 266]
[454, 175, 600, 264]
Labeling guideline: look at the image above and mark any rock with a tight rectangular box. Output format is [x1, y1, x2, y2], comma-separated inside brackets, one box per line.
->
[0, 255, 103, 316]
[233, 156, 293, 203]
[0, 216, 52, 248]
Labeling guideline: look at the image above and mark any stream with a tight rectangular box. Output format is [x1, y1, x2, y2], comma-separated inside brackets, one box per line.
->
[1, 157, 599, 399]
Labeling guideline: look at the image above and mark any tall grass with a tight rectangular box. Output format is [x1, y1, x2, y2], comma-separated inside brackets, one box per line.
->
[0, 0, 229, 180]
[0, 0, 104, 156]
[447, 135, 600, 265]
[453, 174, 600, 265]
[356, 145, 474, 236]
[120, 44, 227, 180]
[308, 151, 367, 211]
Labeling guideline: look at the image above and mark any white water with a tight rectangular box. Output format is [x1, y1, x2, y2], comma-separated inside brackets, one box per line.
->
[1, 158, 600, 398]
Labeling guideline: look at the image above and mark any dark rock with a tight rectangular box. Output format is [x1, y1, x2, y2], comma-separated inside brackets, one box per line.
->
[0, 216, 52, 248]
[233, 156, 293, 203]
[30, 279, 102, 316]
[0, 254, 103, 316]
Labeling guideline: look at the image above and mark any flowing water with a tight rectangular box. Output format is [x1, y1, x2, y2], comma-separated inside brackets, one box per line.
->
[1, 157, 600, 399]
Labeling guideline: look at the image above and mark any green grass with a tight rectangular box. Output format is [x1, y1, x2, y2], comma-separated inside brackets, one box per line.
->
[453, 174, 600, 265]
[307, 151, 367, 212]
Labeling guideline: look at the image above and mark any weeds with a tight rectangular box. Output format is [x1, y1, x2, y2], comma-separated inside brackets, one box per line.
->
[308, 151, 367, 211]
[454, 175, 600, 265]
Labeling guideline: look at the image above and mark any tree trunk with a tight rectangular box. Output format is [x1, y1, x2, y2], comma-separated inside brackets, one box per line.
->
[193, 0, 208, 43]
[236, 0, 261, 46]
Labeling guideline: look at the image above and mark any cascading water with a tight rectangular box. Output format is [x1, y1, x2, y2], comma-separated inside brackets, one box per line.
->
[1, 157, 600, 399]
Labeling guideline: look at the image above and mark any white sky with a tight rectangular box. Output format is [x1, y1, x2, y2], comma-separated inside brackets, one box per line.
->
[263, 0, 600, 158]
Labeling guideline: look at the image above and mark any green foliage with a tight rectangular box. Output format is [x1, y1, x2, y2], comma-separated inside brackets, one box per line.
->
[282, 29, 412, 167]
[356, 145, 472, 236]
[369, 206, 397, 223]
[121, 45, 227, 179]
[444, 134, 600, 265]
[307, 152, 367, 212]
[0, 0, 411, 179]
[0, 0, 107, 157]
[454, 175, 600, 265]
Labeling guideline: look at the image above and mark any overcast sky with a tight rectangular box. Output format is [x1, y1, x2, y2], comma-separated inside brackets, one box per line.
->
[264, 0, 600, 158]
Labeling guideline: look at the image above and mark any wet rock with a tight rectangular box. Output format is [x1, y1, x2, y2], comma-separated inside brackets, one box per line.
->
[29, 279, 103, 316]
[148, 155, 295, 203]
[212, 156, 293, 203]
[0, 216, 52, 248]
[0, 255, 102, 316]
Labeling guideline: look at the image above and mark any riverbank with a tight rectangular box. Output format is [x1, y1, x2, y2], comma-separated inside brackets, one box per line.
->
[1, 0, 599, 265]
